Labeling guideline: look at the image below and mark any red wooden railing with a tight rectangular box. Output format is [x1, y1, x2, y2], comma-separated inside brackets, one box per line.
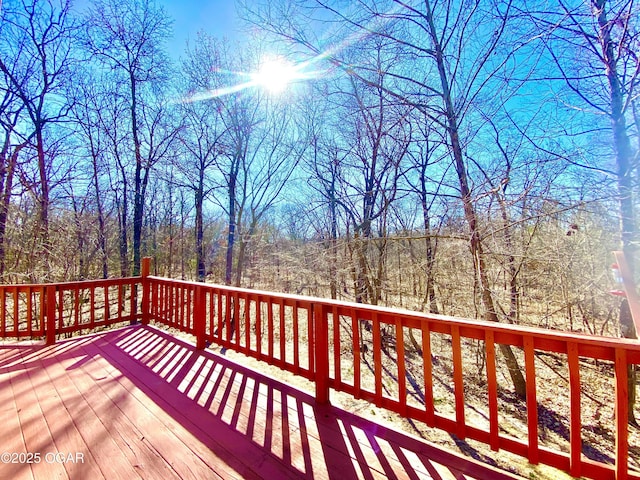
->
[1, 257, 639, 480]
[0, 277, 141, 343]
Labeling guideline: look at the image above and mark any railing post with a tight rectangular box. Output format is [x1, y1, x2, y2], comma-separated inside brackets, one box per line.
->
[195, 285, 206, 350]
[45, 285, 56, 346]
[141, 257, 151, 325]
[314, 303, 330, 404]
[614, 348, 629, 480]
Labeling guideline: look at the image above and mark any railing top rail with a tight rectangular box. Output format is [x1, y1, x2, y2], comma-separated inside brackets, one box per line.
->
[147, 275, 640, 352]
[0, 276, 143, 290]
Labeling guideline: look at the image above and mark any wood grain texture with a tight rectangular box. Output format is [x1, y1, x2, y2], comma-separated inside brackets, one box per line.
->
[0, 325, 522, 480]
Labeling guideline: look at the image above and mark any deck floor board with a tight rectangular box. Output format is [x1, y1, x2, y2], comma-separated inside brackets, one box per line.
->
[1, 349, 35, 480]
[0, 325, 523, 480]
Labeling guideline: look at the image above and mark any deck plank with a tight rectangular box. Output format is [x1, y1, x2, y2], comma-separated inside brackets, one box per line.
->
[0, 349, 35, 480]
[79, 338, 232, 480]
[93, 330, 298, 480]
[41, 338, 159, 480]
[6, 347, 68, 479]
[0, 325, 524, 480]
[70, 345, 188, 480]
[14, 342, 105, 480]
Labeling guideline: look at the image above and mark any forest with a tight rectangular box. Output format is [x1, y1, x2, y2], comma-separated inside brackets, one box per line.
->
[0, 0, 638, 342]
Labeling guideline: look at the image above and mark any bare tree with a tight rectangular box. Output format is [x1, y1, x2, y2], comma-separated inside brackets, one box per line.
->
[175, 91, 225, 280]
[0, 0, 76, 268]
[523, 0, 640, 422]
[182, 34, 304, 286]
[242, 0, 528, 396]
[402, 115, 448, 313]
[69, 73, 111, 279]
[303, 99, 348, 299]
[0, 52, 25, 278]
[83, 0, 173, 276]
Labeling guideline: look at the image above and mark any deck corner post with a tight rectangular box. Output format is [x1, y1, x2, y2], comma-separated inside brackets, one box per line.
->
[314, 303, 330, 404]
[614, 348, 630, 480]
[195, 285, 206, 350]
[141, 257, 151, 325]
[45, 285, 56, 345]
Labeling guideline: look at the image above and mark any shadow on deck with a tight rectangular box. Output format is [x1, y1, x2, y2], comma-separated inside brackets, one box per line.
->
[0, 325, 523, 479]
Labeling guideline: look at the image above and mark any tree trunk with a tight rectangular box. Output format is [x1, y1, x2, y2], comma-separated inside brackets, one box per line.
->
[195, 172, 205, 281]
[593, 0, 637, 423]
[36, 127, 50, 266]
[225, 176, 237, 285]
[0, 144, 20, 278]
[130, 73, 143, 277]
[421, 174, 439, 313]
[90, 141, 108, 279]
[235, 236, 247, 288]
[329, 186, 338, 299]
[425, 0, 526, 397]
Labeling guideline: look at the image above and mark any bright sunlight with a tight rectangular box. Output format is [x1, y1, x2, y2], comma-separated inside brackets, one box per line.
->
[251, 57, 299, 94]
[180, 55, 323, 103]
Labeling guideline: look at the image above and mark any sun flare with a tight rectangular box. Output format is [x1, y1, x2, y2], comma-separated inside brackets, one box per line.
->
[180, 56, 321, 103]
[252, 58, 299, 94]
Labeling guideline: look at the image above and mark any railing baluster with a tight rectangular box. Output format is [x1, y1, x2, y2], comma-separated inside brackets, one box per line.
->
[225, 292, 232, 345]
[485, 330, 499, 450]
[57, 288, 64, 331]
[38, 286, 45, 335]
[177, 284, 182, 328]
[568, 341, 582, 477]
[615, 347, 629, 480]
[26, 287, 32, 337]
[12, 286, 18, 336]
[307, 304, 314, 374]
[216, 290, 223, 342]
[524, 335, 539, 464]
[293, 301, 299, 372]
[90, 286, 95, 328]
[279, 297, 285, 364]
[396, 317, 407, 415]
[256, 296, 262, 357]
[188, 286, 193, 332]
[75, 287, 80, 328]
[169, 284, 175, 327]
[267, 297, 273, 358]
[207, 289, 214, 340]
[451, 324, 465, 439]
[421, 320, 434, 427]
[157, 282, 163, 320]
[195, 285, 205, 350]
[117, 283, 123, 319]
[351, 308, 360, 397]
[332, 305, 341, 386]
[104, 285, 109, 321]
[204, 288, 209, 339]
[186, 286, 191, 331]
[373, 311, 382, 406]
[234, 292, 240, 349]
[175, 285, 180, 328]
[314, 303, 330, 404]
[130, 280, 136, 321]
[244, 294, 250, 352]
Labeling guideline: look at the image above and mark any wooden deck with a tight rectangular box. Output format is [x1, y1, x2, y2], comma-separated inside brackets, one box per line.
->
[0, 324, 523, 480]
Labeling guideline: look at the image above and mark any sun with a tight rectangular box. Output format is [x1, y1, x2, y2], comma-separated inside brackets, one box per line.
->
[252, 58, 299, 94]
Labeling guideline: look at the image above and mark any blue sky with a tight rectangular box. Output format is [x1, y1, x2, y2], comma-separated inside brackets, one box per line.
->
[72, 0, 241, 60]
[160, 0, 240, 59]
